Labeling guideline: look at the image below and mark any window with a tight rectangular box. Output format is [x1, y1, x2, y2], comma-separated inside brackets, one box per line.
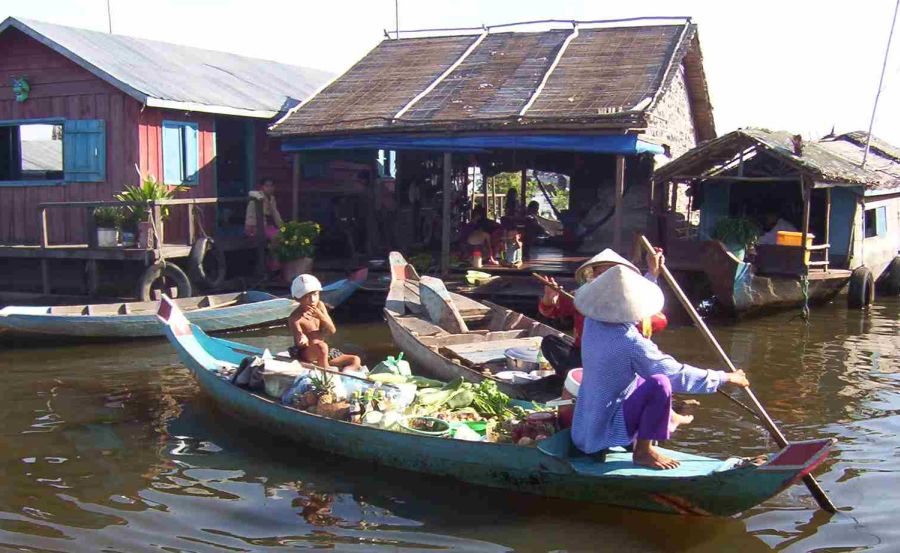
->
[0, 123, 63, 182]
[0, 119, 105, 185]
[162, 121, 199, 185]
[864, 206, 888, 238]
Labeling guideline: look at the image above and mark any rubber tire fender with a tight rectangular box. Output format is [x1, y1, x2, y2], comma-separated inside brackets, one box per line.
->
[880, 256, 900, 295]
[137, 261, 193, 302]
[847, 266, 875, 308]
[188, 236, 227, 289]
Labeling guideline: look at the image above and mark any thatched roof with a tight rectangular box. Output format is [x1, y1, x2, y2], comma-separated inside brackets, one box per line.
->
[270, 22, 715, 139]
[654, 128, 900, 191]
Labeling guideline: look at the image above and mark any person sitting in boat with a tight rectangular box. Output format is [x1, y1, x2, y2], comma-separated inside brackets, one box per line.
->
[288, 274, 363, 373]
[538, 248, 667, 378]
[572, 265, 750, 469]
[757, 211, 798, 245]
[459, 206, 502, 265]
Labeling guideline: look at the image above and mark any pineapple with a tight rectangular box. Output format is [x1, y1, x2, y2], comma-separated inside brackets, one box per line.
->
[310, 371, 336, 405]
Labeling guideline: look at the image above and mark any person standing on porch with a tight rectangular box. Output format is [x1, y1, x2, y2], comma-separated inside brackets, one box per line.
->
[538, 249, 666, 378]
[572, 265, 750, 469]
[244, 178, 284, 239]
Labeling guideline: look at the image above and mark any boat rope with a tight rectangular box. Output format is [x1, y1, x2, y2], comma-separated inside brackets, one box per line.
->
[800, 274, 810, 322]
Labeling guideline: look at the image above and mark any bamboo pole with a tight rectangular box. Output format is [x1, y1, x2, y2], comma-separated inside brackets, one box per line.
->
[638, 234, 838, 513]
[440, 152, 452, 276]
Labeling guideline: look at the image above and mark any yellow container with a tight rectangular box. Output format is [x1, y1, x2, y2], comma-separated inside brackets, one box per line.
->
[776, 231, 814, 264]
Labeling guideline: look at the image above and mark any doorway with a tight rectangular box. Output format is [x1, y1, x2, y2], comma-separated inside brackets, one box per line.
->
[215, 117, 255, 235]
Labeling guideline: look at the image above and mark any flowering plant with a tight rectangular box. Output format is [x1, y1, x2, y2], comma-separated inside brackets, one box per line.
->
[273, 220, 320, 261]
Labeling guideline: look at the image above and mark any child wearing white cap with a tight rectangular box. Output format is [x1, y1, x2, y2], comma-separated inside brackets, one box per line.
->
[288, 274, 362, 372]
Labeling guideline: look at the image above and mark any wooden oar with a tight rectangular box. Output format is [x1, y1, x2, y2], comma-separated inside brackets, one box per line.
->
[638, 235, 837, 513]
[533, 270, 762, 422]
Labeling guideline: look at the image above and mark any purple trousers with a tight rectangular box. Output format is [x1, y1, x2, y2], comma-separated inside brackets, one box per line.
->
[623, 375, 672, 442]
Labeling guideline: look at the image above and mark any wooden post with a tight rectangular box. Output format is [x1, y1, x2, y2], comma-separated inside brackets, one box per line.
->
[41, 260, 50, 295]
[441, 152, 452, 276]
[824, 187, 831, 270]
[292, 153, 301, 221]
[255, 197, 265, 276]
[800, 176, 811, 270]
[86, 259, 99, 296]
[85, 206, 97, 247]
[152, 203, 163, 249]
[39, 207, 49, 248]
[520, 169, 527, 212]
[613, 155, 626, 252]
[187, 203, 196, 245]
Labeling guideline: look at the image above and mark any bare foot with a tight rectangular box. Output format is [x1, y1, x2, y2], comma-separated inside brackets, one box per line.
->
[668, 411, 694, 433]
[633, 440, 681, 470]
[673, 399, 700, 416]
[485, 258, 499, 265]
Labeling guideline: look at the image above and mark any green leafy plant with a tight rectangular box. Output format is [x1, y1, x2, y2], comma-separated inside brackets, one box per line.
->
[711, 217, 760, 249]
[115, 169, 188, 229]
[93, 206, 122, 229]
[273, 220, 321, 261]
[409, 253, 433, 274]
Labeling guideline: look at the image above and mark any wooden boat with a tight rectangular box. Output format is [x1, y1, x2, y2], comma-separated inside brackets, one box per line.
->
[384, 252, 570, 401]
[0, 268, 367, 340]
[158, 294, 835, 516]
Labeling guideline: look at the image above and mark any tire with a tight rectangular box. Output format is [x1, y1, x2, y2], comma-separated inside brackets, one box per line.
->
[188, 237, 227, 289]
[879, 256, 900, 295]
[847, 266, 875, 309]
[138, 261, 193, 302]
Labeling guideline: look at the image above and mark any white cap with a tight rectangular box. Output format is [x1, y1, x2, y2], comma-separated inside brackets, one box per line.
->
[290, 274, 322, 300]
[574, 265, 664, 323]
[574, 248, 640, 284]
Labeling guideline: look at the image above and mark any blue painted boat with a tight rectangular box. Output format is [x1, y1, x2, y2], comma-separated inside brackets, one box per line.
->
[158, 296, 836, 516]
[0, 269, 367, 341]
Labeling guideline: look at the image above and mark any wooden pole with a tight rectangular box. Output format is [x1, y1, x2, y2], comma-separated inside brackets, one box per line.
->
[824, 188, 831, 269]
[520, 169, 527, 212]
[441, 152, 452, 276]
[638, 234, 838, 513]
[291, 153, 301, 221]
[801, 176, 812, 268]
[613, 155, 625, 252]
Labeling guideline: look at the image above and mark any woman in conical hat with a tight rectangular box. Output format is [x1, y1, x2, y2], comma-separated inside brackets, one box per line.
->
[571, 266, 749, 469]
[538, 248, 667, 378]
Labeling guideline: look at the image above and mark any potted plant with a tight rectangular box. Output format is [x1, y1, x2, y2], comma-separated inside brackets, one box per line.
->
[711, 217, 760, 260]
[93, 206, 121, 247]
[115, 169, 187, 248]
[273, 220, 321, 283]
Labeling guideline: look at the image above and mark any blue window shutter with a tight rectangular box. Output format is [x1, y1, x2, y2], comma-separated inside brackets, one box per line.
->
[876, 206, 887, 236]
[63, 119, 105, 182]
[183, 123, 199, 185]
[162, 121, 184, 185]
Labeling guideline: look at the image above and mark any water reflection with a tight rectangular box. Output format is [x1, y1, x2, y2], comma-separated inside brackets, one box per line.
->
[0, 298, 896, 551]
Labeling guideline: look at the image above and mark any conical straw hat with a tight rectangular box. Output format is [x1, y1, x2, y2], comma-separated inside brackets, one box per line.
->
[574, 265, 664, 323]
[574, 248, 639, 284]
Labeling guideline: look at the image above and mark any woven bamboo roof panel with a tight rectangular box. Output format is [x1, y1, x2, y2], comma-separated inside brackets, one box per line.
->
[403, 30, 570, 121]
[526, 26, 682, 118]
[276, 35, 476, 134]
[271, 23, 713, 137]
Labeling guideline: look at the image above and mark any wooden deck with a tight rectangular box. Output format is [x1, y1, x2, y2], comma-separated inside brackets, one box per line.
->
[0, 236, 258, 262]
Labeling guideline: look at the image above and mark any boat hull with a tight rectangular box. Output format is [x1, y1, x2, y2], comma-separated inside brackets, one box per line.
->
[161, 300, 833, 517]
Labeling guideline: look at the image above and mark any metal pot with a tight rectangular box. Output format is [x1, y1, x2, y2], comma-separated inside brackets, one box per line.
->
[504, 347, 541, 372]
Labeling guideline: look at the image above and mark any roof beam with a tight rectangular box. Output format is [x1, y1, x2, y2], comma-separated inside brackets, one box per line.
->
[393, 31, 488, 121]
[518, 25, 579, 117]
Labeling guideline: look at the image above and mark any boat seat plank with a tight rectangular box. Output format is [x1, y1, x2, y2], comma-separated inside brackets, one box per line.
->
[396, 316, 449, 337]
[442, 336, 544, 366]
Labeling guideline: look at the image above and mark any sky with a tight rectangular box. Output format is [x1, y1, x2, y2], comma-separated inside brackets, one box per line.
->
[2, 0, 898, 145]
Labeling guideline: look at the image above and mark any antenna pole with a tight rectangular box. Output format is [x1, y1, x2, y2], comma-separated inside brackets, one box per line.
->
[395, 0, 399, 39]
[863, 0, 899, 168]
[106, 0, 113, 33]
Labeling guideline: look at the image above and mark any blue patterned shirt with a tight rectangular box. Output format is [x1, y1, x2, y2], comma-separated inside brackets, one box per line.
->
[571, 319, 727, 453]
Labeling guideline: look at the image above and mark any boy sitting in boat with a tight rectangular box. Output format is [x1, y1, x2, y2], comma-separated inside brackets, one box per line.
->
[538, 248, 666, 378]
[572, 265, 750, 469]
[288, 274, 362, 373]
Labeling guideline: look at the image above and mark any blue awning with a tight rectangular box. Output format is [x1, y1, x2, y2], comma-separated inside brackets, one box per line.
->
[281, 133, 665, 155]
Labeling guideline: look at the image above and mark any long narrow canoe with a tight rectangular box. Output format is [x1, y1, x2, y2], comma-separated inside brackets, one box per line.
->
[0, 268, 367, 340]
[158, 295, 835, 516]
[384, 251, 566, 400]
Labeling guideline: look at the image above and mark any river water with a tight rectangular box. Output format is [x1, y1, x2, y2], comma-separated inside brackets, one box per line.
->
[0, 296, 897, 552]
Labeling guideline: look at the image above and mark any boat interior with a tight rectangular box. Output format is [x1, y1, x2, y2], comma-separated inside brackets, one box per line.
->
[389, 274, 565, 375]
[45, 292, 258, 316]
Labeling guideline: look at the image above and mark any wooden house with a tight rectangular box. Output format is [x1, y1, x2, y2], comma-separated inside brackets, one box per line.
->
[0, 16, 330, 248]
[268, 18, 716, 265]
[652, 129, 900, 316]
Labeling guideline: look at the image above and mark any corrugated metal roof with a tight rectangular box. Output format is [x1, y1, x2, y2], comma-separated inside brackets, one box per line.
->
[270, 22, 714, 138]
[0, 17, 331, 118]
[654, 128, 900, 191]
